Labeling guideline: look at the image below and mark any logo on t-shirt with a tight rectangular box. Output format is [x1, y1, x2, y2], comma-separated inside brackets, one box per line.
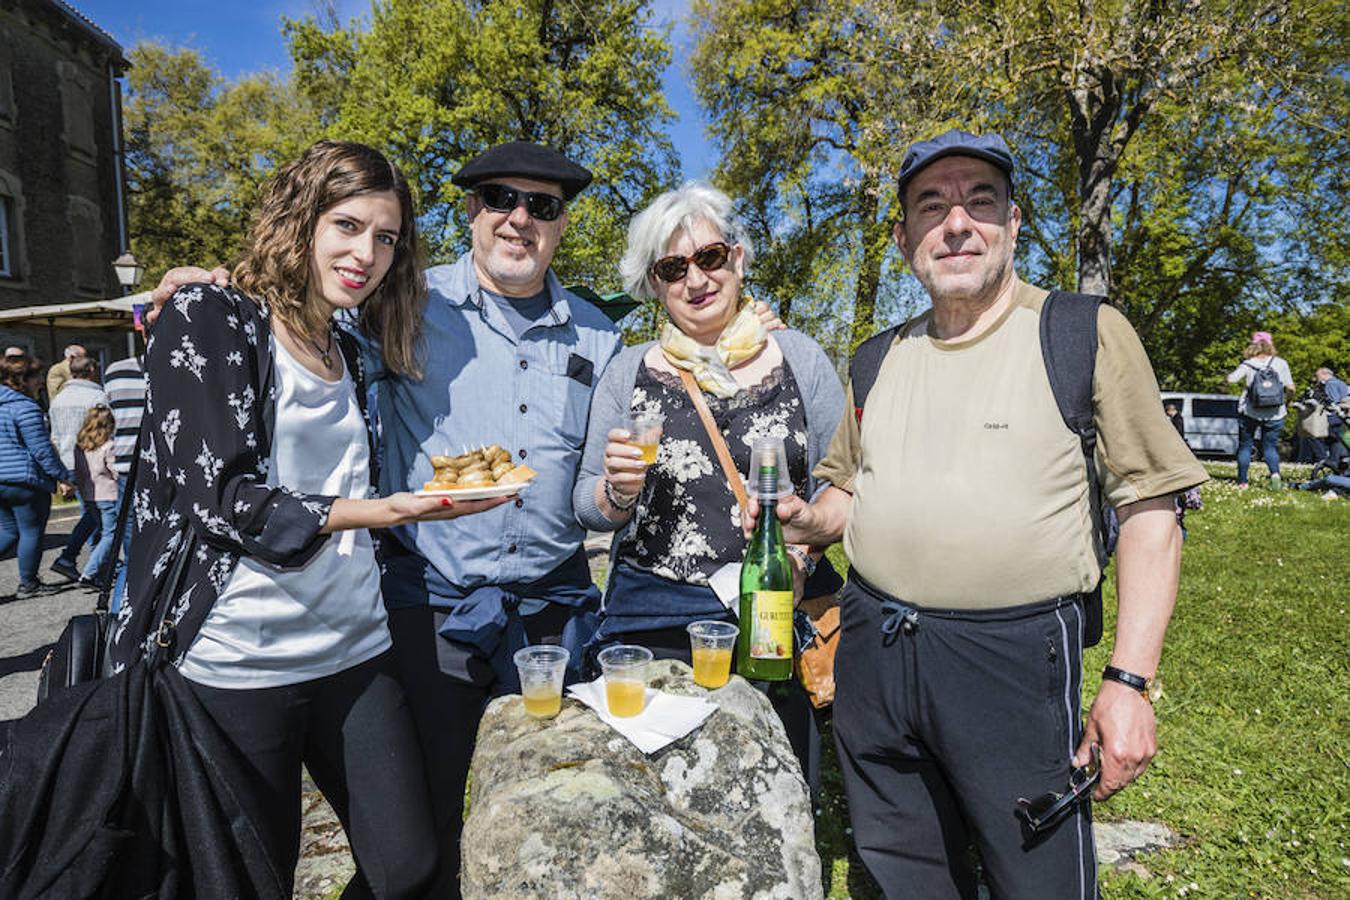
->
[983, 422, 1009, 431]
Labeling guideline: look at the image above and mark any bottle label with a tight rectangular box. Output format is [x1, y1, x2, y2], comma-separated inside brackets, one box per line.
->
[749, 590, 793, 659]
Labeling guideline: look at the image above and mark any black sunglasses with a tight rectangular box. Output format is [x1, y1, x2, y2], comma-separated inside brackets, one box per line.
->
[1014, 744, 1101, 834]
[649, 242, 732, 284]
[474, 183, 565, 222]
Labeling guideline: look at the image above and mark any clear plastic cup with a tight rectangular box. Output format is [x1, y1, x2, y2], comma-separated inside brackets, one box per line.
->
[597, 644, 653, 718]
[624, 412, 666, 465]
[747, 436, 792, 498]
[687, 620, 739, 689]
[513, 645, 570, 719]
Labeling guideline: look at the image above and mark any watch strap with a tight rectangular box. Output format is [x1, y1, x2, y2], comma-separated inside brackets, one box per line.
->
[1102, 665, 1160, 703]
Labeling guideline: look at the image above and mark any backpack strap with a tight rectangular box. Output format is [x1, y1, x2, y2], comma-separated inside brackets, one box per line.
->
[848, 323, 905, 424]
[1040, 289, 1110, 647]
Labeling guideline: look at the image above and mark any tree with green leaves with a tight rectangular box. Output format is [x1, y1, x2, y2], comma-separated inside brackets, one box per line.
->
[691, 0, 937, 353]
[122, 42, 320, 286]
[872, 0, 1350, 387]
[284, 0, 680, 302]
[692, 0, 1348, 381]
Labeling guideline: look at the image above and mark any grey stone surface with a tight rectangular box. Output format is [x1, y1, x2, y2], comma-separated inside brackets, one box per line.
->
[1094, 819, 1181, 865]
[462, 659, 824, 900]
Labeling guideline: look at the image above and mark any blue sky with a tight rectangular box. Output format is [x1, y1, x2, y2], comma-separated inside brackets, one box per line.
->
[73, 0, 716, 176]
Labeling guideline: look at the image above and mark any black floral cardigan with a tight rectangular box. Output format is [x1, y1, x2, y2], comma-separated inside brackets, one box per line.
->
[108, 283, 370, 672]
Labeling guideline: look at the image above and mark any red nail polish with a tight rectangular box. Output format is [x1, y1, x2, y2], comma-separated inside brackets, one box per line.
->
[440, 498, 451, 507]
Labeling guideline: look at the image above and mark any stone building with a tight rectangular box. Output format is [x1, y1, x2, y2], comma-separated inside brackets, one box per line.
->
[0, 0, 129, 360]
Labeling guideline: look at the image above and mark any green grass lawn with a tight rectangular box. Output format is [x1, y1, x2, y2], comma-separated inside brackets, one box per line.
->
[815, 462, 1350, 898]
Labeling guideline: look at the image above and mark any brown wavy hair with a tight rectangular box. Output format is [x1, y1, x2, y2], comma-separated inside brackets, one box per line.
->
[76, 405, 115, 451]
[233, 140, 427, 378]
[0, 355, 41, 394]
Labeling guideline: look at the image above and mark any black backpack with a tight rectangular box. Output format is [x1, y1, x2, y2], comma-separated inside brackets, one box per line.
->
[1243, 361, 1285, 410]
[848, 290, 1115, 647]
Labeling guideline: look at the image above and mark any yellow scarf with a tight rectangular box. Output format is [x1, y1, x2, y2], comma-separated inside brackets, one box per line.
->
[659, 303, 768, 398]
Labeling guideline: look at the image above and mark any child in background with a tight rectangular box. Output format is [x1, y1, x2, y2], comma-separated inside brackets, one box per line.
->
[72, 405, 118, 588]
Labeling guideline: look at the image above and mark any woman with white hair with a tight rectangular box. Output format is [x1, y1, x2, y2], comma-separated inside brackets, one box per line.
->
[573, 182, 845, 794]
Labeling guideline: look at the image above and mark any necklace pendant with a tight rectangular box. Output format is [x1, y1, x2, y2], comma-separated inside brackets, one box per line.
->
[321, 352, 333, 368]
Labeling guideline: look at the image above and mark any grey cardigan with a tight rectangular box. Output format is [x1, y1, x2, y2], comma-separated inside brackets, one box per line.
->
[573, 329, 846, 542]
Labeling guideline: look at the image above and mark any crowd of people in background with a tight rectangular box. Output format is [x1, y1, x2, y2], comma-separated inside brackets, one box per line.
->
[0, 341, 145, 598]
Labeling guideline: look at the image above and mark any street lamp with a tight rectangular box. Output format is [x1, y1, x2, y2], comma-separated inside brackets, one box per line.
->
[112, 252, 144, 296]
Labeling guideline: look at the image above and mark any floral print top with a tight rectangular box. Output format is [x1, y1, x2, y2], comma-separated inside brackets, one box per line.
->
[108, 284, 369, 672]
[616, 361, 810, 585]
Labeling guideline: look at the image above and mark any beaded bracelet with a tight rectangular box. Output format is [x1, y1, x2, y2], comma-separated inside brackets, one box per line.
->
[604, 479, 638, 511]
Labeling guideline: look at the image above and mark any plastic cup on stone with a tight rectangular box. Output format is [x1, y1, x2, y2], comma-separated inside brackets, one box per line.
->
[513, 645, 569, 720]
[597, 644, 653, 718]
[687, 621, 738, 689]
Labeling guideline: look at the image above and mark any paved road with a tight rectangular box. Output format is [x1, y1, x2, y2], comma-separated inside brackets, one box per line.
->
[0, 501, 100, 720]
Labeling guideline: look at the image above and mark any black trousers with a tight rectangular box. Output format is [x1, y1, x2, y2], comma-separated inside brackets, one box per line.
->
[186, 651, 437, 900]
[833, 577, 1097, 899]
[385, 603, 575, 900]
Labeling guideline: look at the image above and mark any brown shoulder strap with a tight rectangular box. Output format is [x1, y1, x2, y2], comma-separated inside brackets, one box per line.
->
[677, 368, 749, 512]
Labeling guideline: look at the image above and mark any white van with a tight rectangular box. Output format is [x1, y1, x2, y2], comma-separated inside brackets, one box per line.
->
[1160, 393, 1240, 458]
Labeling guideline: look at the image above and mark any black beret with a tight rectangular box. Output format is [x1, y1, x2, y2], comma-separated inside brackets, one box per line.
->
[451, 141, 593, 201]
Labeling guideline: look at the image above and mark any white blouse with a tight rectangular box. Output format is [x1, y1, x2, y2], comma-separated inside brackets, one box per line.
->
[179, 335, 390, 688]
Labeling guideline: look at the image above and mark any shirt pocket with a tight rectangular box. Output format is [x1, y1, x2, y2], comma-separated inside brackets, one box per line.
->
[546, 350, 595, 448]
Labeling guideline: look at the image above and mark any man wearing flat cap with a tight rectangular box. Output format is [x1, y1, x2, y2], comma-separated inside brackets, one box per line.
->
[748, 129, 1206, 895]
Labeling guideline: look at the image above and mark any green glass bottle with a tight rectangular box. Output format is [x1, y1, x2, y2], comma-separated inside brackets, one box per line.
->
[738, 439, 793, 681]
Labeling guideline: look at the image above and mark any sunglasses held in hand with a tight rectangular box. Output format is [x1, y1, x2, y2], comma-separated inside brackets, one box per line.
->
[1015, 744, 1101, 834]
[474, 183, 565, 221]
[649, 241, 732, 283]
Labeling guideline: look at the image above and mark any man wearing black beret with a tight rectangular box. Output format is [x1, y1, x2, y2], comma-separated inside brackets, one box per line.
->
[376, 140, 619, 896]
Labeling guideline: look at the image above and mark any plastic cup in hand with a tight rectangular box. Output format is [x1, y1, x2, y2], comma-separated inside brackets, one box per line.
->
[513, 645, 570, 719]
[624, 412, 665, 465]
[597, 644, 653, 718]
[687, 620, 738, 689]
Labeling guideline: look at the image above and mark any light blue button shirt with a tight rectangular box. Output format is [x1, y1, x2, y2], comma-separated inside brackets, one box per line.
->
[364, 252, 621, 595]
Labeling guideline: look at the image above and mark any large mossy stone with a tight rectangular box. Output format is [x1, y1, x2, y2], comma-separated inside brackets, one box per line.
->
[462, 659, 823, 899]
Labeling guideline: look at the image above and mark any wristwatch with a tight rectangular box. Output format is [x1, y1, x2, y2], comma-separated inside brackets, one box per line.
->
[786, 546, 818, 577]
[1102, 665, 1163, 705]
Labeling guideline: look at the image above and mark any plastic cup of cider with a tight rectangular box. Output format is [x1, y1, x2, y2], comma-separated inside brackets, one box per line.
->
[624, 412, 665, 465]
[597, 644, 653, 718]
[686, 620, 739, 689]
[513, 645, 570, 720]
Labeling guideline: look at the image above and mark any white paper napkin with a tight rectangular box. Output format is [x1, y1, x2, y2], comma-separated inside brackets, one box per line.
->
[566, 677, 718, 754]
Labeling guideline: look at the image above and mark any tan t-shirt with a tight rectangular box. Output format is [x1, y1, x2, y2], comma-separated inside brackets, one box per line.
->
[815, 280, 1207, 609]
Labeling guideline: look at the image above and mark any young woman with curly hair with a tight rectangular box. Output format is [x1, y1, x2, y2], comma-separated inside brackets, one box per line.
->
[108, 140, 507, 898]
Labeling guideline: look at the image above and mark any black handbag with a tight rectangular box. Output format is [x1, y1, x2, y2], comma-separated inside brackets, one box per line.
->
[35, 613, 108, 703]
[34, 429, 142, 704]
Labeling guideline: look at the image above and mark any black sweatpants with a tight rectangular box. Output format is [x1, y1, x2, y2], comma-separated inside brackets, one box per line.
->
[385, 603, 575, 900]
[186, 651, 437, 900]
[833, 576, 1097, 900]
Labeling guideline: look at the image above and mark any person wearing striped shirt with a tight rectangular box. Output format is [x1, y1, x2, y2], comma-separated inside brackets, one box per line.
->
[101, 353, 145, 610]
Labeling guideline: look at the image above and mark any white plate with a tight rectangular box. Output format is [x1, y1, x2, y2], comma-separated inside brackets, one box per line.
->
[414, 482, 529, 500]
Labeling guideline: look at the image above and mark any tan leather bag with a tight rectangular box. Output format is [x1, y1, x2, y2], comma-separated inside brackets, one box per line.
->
[795, 593, 841, 709]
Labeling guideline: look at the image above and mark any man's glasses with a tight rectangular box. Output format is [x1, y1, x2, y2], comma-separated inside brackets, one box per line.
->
[474, 183, 565, 222]
[649, 242, 732, 284]
[1014, 744, 1100, 834]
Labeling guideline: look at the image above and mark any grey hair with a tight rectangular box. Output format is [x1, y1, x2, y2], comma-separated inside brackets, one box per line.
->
[620, 182, 754, 300]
